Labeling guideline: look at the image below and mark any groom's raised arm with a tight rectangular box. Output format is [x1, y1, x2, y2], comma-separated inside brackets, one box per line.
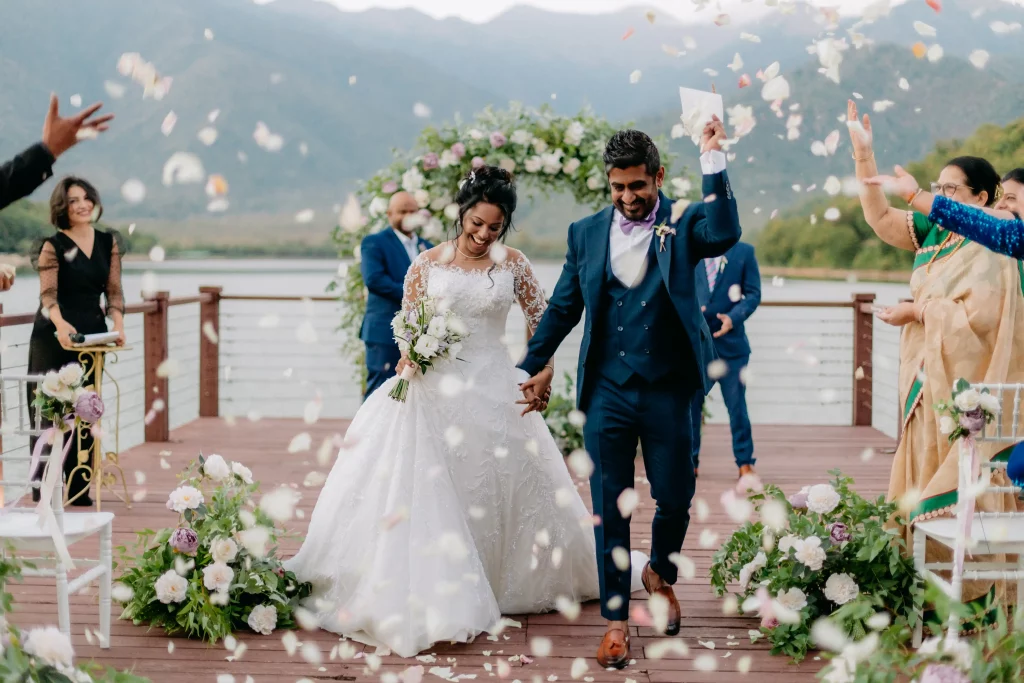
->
[688, 150, 741, 262]
[518, 222, 585, 376]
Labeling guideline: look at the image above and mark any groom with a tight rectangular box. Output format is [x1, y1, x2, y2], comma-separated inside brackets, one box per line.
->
[518, 121, 740, 668]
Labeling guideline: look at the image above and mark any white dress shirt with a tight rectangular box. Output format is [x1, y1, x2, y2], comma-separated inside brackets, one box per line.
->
[392, 228, 419, 263]
[609, 150, 727, 287]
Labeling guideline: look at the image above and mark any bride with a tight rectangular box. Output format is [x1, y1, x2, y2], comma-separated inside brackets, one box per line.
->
[286, 166, 631, 657]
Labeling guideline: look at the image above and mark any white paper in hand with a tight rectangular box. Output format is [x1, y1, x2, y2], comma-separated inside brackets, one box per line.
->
[679, 87, 724, 146]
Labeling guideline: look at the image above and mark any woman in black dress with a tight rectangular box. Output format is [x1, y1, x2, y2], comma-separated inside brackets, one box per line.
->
[28, 176, 125, 506]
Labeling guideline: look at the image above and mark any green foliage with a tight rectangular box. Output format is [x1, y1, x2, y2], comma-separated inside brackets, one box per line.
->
[816, 584, 1024, 682]
[541, 372, 585, 456]
[710, 471, 920, 663]
[114, 455, 311, 644]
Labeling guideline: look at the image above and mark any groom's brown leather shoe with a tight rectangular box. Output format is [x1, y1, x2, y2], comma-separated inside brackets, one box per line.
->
[596, 628, 630, 669]
[641, 563, 681, 636]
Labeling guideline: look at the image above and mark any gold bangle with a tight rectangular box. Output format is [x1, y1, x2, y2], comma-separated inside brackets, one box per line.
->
[904, 188, 923, 205]
[544, 364, 554, 371]
[852, 152, 875, 162]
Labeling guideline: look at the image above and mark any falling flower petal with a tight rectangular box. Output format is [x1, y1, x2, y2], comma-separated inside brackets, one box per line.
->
[761, 75, 790, 101]
[738, 74, 751, 88]
[969, 49, 990, 69]
[567, 449, 594, 479]
[629, 70, 642, 84]
[162, 152, 205, 185]
[912, 42, 927, 58]
[413, 102, 431, 117]
[121, 179, 146, 204]
[914, 21, 936, 37]
[295, 209, 315, 223]
[927, 44, 944, 62]
[622, 27, 635, 40]
[824, 207, 841, 221]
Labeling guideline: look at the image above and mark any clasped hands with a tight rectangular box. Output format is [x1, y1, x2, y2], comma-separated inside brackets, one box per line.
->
[517, 367, 554, 417]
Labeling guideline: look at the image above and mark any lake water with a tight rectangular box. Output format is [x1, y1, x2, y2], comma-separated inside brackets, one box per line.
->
[0, 258, 910, 493]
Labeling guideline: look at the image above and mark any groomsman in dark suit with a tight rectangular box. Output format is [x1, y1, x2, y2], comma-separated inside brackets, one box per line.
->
[358, 191, 432, 400]
[691, 241, 761, 478]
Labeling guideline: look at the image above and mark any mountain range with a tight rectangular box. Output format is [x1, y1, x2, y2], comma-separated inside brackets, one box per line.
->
[1, 0, 1023, 245]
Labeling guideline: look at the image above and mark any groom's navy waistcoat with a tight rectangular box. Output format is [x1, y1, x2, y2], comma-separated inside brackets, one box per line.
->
[595, 240, 692, 386]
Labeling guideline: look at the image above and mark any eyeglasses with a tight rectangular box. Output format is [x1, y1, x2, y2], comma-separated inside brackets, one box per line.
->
[930, 182, 973, 198]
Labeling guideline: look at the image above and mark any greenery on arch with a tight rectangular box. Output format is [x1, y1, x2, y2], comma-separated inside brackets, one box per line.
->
[330, 103, 696, 376]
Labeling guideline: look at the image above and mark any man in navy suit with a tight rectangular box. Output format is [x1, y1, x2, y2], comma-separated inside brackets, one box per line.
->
[518, 123, 740, 668]
[691, 242, 762, 479]
[359, 191, 432, 401]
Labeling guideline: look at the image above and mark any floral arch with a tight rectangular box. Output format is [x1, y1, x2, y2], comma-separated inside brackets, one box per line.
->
[331, 103, 694, 377]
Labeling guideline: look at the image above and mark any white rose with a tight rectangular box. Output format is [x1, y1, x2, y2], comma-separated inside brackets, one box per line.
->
[41, 371, 65, 398]
[776, 587, 807, 611]
[155, 569, 189, 604]
[23, 626, 75, 668]
[237, 526, 271, 558]
[778, 534, 800, 553]
[564, 121, 585, 146]
[823, 573, 860, 605]
[202, 561, 235, 592]
[978, 392, 1001, 415]
[443, 202, 460, 220]
[210, 537, 239, 563]
[541, 150, 564, 174]
[806, 483, 841, 515]
[414, 334, 440, 358]
[401, 167, 424, 192]
[524, 156, 542, 173]
[58, 363, 84, 387]
[426, 315, 448, 338]
[167, 485, 204, 513]
[531, 137, 548, 153]
[423, 217, 443, 241]
[210, 589, 230, 606]
[737, 551, 767, 589]
[446, 315, 468, 337]
[414, 189, 430, 208]
[562, 158, 581, 176]
[792, 536, 826, 571]
[939, 415, 957, 435]
[439, 149, 456, 168]
[586, 174, 604, 190]
[954, 388, 982, 412]
[468, 128, 484, 140]
[510, 129, 531, 145]
[368, 196, 388, 217]
[397, 338, 411, 353]
[429, 193, 451, 211]
[202, 453, 231, 480]
[247, 604, 278, 636]
[232, 461, 253, 484]
[448, 342, 463, 359]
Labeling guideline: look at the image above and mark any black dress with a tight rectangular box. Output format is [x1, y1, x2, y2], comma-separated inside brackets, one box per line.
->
[27, 229, 125, 505]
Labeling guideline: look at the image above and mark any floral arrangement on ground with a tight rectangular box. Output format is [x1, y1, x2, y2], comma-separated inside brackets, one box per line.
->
[328, 103, 697, 383]
[542, 371, 585, 456]
[0, 553, 150, 683]
[114, 454, 311, 643]
[816, 584, 1023, 683]
[709, 470, 921, 662]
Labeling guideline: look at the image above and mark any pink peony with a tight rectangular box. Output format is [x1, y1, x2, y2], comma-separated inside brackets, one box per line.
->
[169, 527, 199, 555]
[75, 391, 105, 423]
[919, 664, 970, 683]
[450, 142, 466, 159]
[422, 152, 439, 170]
[789, 489, 809, 510]
[760, 615, 779, 629]
[381, 181, 398, 194]
[959, 408, 985, 434]
[489, 131, 507, 148]
[471, 156, 486, 169]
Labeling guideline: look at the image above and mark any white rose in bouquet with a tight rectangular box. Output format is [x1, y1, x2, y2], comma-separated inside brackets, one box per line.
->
[202, 561, 235, 592]
[586, 174, 604, 190]
[564, 121, 585, 146]
[210, 537, 239, 563]
[426, 315, 448, 338]
[155, 569, 189, 604]
[778, 534, 801, 553]
[776, 587, 808, 611]
[368, 196, 388, 217]
[202, 453, 231, 480]
[562, 158, 582, 176]
[41, 371, 65, 398]
[806, 484, 841, 515]
[524, 156, 543, 173]
[939, 415, 957, 435]
[823, 572, 860, 605]
[414, 334, 440, 359]
[510, 129, 531, 145]
[23, 626, 75, 668]
[793, 536, 826, 571]
[401, 167, 424, 192]
[978, 392, 1001, 415]
[232, 461, 254, 484]
[247, 604, 278, 636]
[58, 363, 84, 387]
[166, 485, 204, 513]
[238, 526, 271, 558]
[954, 388, 982, 412]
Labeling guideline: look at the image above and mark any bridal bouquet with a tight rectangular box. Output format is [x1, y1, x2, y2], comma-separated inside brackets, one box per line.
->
[389, 296, 467, 402]
[934, 378, 1001, 443]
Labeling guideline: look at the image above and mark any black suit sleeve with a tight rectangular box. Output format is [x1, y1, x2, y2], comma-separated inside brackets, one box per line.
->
[0, 143, 56, 211]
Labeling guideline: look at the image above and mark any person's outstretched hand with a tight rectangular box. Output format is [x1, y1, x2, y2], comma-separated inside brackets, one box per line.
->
[42, 93, 114, 158]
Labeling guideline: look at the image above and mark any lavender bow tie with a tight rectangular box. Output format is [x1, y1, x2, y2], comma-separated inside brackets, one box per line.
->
[619, 198, 660, 235]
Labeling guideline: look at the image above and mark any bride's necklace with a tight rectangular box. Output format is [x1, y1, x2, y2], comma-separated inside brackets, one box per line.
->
[454, 237, 488, 260]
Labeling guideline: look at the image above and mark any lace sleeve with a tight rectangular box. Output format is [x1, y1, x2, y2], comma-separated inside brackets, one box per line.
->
[511, 250, 548, 334]
[105, 230, 126, 315]
[35, 239, 59, 312]
[401, 252, 431, 313]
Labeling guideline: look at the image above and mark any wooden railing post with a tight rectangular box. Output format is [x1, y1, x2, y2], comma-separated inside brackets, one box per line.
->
[144, 291, 170, 442]
[852, 293, 875, 427]
[199, 286, 222, 418]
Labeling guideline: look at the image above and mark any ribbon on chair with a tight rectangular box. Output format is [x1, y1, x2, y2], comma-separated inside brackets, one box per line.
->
[951, 434, 981, 592]
[0, 417, 77, 569]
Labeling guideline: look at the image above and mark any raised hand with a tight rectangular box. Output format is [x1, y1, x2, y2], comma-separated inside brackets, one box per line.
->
[700, 114, 726, 153]
[846, 100, 873, 159]
[42, 93, 114, 159]
[862, 165, 920, 202]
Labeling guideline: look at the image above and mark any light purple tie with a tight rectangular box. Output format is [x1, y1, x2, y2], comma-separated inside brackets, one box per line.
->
[705, 258, 719, 292]
[619, 198, 661, 236]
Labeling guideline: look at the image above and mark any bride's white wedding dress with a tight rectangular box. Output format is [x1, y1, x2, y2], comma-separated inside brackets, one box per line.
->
[285, 249, 607, 657]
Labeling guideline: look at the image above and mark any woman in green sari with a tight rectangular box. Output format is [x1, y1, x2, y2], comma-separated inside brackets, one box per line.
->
[847, 100, 1024, 615]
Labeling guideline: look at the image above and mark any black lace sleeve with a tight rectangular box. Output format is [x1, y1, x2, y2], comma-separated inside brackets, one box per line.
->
[30, 236, 60, 312]
[105, 229, 126, 316]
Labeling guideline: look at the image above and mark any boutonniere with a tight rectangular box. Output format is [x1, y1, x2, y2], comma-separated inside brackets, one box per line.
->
[654, 222, 677, 252]
[719, 256, 728, 272]
[418, 243, 427, 252]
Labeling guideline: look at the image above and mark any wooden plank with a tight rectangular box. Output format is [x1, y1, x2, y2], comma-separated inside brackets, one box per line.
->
[6, 419, 894, 681]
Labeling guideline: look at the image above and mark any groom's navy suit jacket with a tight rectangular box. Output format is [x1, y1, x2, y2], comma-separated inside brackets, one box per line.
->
[359, 228, 432, 346]
[519, 172, 741, 407]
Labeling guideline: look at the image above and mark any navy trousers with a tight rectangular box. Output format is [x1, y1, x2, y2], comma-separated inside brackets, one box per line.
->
[583, 372, 697, 621]
[690, 355, 754, 469]
[364, 342, 401, 402]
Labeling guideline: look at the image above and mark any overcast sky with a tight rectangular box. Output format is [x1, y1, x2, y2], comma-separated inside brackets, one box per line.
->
[320, 0, 912, 23]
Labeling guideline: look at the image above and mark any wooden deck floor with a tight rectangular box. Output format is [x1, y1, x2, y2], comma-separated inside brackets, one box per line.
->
[7, 419, 896, 682]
